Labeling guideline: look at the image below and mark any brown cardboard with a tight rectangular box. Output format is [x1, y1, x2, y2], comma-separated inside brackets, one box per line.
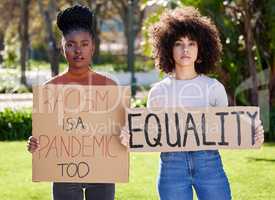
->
[127, 107, 261, 152]
[32, 85, 130, 183]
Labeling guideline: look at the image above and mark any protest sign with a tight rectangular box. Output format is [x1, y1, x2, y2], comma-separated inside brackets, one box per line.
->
[32, 85, 130, 183]
[127, 107, 260, 152]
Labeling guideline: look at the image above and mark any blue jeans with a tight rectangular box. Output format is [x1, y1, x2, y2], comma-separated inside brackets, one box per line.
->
[52, 182, 115, 200]
[158, 150, 231, 200]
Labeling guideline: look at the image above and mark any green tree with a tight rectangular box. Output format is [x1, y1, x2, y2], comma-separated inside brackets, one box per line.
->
[19, 0, 30, 85]
[110, 0, 146, 69]
[0, 1, 20, 68]
[37, 0, 59, 76]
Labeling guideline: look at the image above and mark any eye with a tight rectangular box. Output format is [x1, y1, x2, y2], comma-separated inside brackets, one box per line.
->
[174, 42, 181, 46]
[189, 42, 196, 46]
[66, 43, 73, 48]
[82, 43, 89, 47]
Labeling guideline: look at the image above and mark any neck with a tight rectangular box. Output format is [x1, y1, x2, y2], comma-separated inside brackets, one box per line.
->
[174, 64, 198, 80]
[67, 66, 91, 77]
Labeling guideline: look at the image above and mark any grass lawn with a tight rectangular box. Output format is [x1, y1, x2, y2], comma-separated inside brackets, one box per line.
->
[0, 142, 275, 200]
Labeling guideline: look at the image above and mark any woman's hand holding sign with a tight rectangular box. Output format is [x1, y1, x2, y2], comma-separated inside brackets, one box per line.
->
[27, 136, 39, 153]
[255, 120, 264, 146]
[120, 126, 130, 148]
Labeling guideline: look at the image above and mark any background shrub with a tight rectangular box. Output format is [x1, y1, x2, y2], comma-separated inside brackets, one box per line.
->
[0, 108, 32, 141]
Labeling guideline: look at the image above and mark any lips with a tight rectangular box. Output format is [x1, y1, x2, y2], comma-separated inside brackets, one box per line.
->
[73, 56, 84, 61]
[181, 55, 191, 59]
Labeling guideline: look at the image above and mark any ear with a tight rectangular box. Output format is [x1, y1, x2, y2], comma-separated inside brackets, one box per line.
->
[59, 46, 67, 61]
[60, 38, 66, 57]
[60, 46, 65, 56]
[196, 59, 202, 64]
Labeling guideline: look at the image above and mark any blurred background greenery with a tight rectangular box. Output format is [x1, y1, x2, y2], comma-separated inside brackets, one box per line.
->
[0, 1, 275, 199]
[0, 0, 274, 140]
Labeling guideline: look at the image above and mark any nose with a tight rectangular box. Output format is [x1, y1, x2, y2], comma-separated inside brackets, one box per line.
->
[182, 46, 188, 53]
[74, 46, 81, 54]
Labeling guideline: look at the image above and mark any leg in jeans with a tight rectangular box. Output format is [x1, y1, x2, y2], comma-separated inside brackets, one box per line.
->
[158, 152, 193, 200]
[192, 150, 232, 200]
[52, 182, 83, 200]
[85, 183, 115, 200]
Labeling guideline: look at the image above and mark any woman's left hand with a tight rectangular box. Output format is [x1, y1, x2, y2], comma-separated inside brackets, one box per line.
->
[254, 120, 264, 146]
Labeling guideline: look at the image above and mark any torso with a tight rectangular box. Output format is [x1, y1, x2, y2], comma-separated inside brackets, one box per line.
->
[147, 75, 228, 108]
[44, 70, 116, 86]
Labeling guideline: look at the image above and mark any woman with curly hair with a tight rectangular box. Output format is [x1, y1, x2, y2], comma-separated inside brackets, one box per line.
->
[121, 6, 264, 200]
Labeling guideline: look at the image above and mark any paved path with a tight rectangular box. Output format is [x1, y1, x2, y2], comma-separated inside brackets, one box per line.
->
[0, 91, 148, 110]
[0, 93, 32, 110]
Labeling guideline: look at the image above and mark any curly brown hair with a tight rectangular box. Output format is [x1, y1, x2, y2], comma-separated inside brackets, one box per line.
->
[150, 6, 222, 74]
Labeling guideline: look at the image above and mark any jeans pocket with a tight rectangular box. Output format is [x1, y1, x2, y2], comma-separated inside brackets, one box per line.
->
[204, 150, 219, 156]
[203, 150, 223, 169]
[160, 152, 185, 162]
[160, 152, 172, 162]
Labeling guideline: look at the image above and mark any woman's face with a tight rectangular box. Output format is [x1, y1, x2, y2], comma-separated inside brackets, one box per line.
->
[172, 36, 198, 69]
[61, 31, 94, 69]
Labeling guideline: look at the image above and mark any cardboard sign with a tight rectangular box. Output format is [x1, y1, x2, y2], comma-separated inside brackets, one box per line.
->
[32, 85, 130, 183]
[127, 107, 261, 152]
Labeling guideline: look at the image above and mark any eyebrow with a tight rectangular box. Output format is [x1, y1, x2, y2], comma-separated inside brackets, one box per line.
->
[176, 39, 196, 42]
[66, 40, 90, 43]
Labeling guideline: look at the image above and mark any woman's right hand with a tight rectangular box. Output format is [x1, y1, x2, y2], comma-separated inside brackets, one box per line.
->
[119, 126, 130, 148]
[27, 136, 39, 153]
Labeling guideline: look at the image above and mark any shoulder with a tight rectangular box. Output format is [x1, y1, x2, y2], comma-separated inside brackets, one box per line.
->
[43, 72, 67, 85]
[197, 75, 225, 90]
[147, 77, 172, 107]
[147, 77, 171, 101]
[197, 74, 217, 86]
[203, 75, 228, 106]
[150, 77, 171, 91]
[92, 72, 117, 85]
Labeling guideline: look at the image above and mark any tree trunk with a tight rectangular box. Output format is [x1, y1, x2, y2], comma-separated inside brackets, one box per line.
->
[37, 0, 59, 77]
[45, 10, 59, 76]
[89, 1, 102, 64]
[19, 0, 30, 86]
[127, 0, 138, 96]
[270, 55, 275, 105]
[93, 21, 101, 65]
[243, 0, 258, 105]
[0, 32, 4, 65]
